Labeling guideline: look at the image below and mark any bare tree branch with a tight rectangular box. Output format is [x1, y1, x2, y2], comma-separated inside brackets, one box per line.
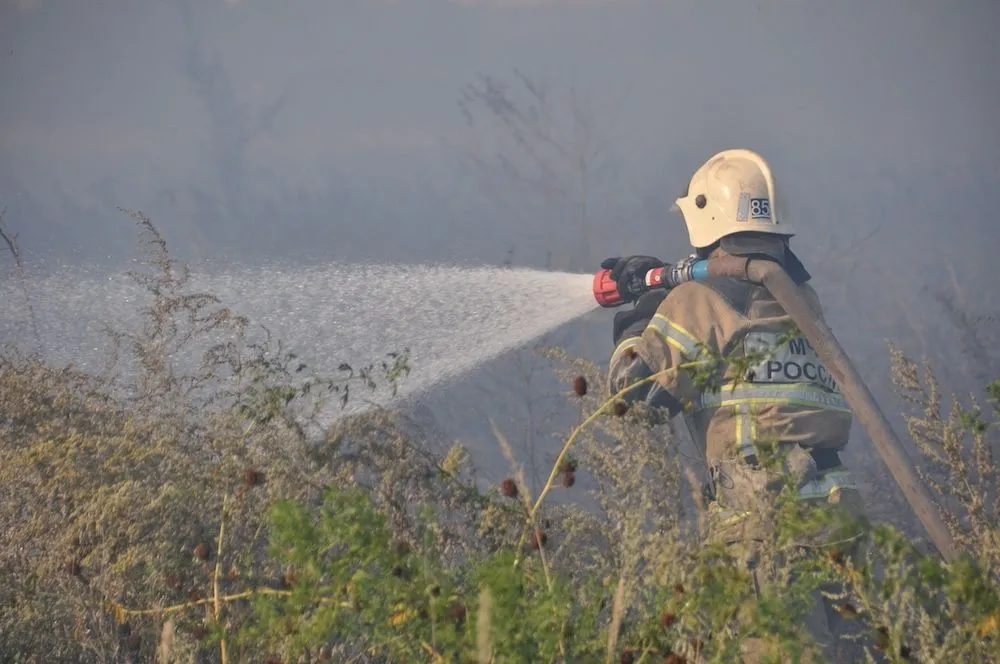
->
[177, 1, 294, 216]
[0, 208, 42, 353]
[455, 69, 620, 272]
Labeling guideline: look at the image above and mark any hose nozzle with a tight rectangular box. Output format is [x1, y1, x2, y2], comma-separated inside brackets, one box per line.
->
[592, 257, 708, 308]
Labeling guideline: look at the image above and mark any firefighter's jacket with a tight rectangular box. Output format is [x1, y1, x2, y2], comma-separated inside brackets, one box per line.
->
[608, 274, 854, 471]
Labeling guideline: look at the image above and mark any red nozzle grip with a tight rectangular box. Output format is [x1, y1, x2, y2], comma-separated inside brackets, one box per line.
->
[593, 269, 624, 308]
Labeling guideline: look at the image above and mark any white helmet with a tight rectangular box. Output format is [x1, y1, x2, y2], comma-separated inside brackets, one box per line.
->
[671, 149, 793, 249]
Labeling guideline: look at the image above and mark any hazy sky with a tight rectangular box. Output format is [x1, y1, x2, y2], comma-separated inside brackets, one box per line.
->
[3, 0, 998, 263]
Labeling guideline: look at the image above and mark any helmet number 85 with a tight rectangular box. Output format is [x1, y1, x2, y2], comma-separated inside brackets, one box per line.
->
[750, 198, 771, 219]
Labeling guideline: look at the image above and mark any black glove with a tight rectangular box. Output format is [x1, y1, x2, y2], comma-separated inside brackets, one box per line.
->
[612, 289, 667, 346]
[600, 255, 666, 305]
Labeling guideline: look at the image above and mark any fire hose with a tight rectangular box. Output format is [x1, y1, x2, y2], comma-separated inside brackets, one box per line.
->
[593, 255, 959, 563]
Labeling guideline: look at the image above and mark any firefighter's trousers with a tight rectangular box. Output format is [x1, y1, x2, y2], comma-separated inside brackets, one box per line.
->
[703, 447, 873, 663]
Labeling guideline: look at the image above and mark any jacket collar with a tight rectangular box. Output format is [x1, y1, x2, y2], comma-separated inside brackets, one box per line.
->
[709, 233, 812, 285]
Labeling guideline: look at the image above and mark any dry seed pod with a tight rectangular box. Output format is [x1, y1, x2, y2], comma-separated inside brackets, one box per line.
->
[243, 468, 264, 487]
[572, 375, 587, 396]
[613, 401, 629, 417]
[500, 478, 518, 498]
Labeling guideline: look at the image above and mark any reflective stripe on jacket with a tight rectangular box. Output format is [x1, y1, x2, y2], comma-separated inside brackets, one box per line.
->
[607, 273, 854, 465]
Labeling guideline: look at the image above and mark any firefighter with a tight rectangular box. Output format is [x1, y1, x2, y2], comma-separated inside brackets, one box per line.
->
[603, 149, 868, 662]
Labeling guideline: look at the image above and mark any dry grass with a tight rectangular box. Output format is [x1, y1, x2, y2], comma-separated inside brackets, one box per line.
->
[0, 212, 519, 662]
[1, 212, 998, 663]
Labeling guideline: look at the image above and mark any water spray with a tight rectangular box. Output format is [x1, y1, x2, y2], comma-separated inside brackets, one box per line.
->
[0, 262, 599, 409]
